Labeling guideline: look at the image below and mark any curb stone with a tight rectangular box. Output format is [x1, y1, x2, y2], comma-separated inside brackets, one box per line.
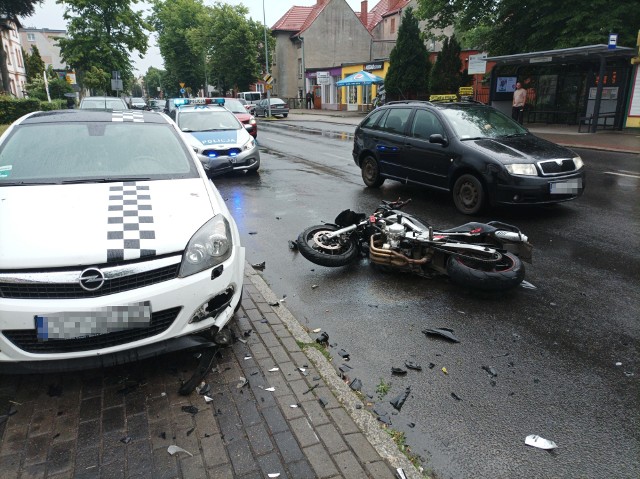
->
[245, 263, 426, 479]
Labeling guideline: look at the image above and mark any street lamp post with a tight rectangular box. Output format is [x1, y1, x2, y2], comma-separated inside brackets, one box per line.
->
[263, 0, 271, 117]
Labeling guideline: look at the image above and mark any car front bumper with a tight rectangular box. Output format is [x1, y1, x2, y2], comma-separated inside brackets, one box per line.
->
[492, 170, 586, 205]
[0, 247, 245, 372]
[199, 146, 260, 174]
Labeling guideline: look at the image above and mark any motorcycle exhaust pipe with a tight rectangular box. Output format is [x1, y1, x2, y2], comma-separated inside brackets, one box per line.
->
[369, 237, 428, 267]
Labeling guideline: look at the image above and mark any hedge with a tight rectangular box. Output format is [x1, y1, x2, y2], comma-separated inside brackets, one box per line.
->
[0, 96, 66, 124]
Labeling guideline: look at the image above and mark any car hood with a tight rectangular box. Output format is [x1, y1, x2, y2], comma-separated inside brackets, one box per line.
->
[187, 129, 248, 149]
[464, 134, 576, 163]
[233, 113, 252, 122]
[0, 179, 216, 269]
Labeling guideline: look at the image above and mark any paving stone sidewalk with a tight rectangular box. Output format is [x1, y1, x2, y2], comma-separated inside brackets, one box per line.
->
[0, 264, 419, 478]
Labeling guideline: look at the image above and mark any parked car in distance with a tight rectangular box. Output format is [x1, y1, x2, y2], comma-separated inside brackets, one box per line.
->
[237, 98, 254, 115]
[254, 98, 289, 118]
[0, 109, 245, 373]
[130, 97, 148, 110]
[174, 98, 260, 175]
[148, 99, 165, 112]
[79, 96, 129, 110]
[211, 97, 257, 138]
[353, 100, 586, 215]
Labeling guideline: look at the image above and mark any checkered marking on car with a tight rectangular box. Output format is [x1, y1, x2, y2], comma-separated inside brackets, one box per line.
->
[111, 111, 144, 122]
[107, 182, 156, 263]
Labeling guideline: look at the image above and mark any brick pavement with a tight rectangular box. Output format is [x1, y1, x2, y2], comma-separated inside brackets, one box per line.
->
[0, 264, 419, 478]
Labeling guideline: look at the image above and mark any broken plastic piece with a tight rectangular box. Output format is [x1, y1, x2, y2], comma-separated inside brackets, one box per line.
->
[167, 445, 193, 457]
[442, 367, 448, 375]
[288, 240, 298, 250]
[482, 366, 498, 377]
[338, 349, 350, 360]
[312, 284, 318, 289]
[196, 382, 210, 395]
[264, 387, 275, 392]
[339, 363, 352, 373]
[181, 406, 198, 415]
[405, 361, 422, 371]
[252, 261, 265, 270]
[318, 398, 328, 408]
[525, 434, 557, 450]
[244, 355, 252, 360]
[389, 386, 411, 411]
[349, 378, 362, 391]
[268, 302, 280, 307]
[204, 395, 214, 403]
[451, 392, 462, 401]
[248, 231, 257, 235]
[391, 367, 407, 375]
[120, 436, 132, 444]
[268, 474, 281, 478]
[236, 377, 248, 389]
[520, 280, 537, 289]
[422, 328, 460, 343]
[316, 332, 329, 344]
[269, 367, 280, 372]
[312, 328, 322, 333]
[428, 363, 436, 369]
[377, 414, 392, 426]
[407, 422, 415, 428]
[290, 404, 299, 408]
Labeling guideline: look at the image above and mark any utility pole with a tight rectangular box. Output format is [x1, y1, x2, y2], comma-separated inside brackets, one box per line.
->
[263, 0, 271, 117]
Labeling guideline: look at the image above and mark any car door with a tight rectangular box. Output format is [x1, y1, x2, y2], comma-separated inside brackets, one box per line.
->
[403, 109, 452, 189]
[370, 107, 413, 180]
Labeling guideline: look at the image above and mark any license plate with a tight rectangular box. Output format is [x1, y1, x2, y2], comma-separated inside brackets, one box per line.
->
[35, 301, 151, 340]
[550, 178, 582, 194]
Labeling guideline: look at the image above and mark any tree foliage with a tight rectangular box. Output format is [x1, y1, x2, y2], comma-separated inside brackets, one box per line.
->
[56, 0, 150, 93]
[143, 66, 165, 98]
[83, 65, 110, 94]
[25, 66, 72, 100]
[416, 0, 640, 55]
[430, 35, 462, 94]
[385, 8, 431, 100]
[23, 45, 46, 83]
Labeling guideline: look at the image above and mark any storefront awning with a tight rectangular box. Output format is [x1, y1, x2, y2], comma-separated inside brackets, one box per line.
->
[485, 44, 635, 65]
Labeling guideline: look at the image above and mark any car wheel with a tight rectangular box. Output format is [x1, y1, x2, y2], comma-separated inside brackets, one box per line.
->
[361, 155, 385, 188]
[452, 173, 485, 215]
[282, 114, 288, 118]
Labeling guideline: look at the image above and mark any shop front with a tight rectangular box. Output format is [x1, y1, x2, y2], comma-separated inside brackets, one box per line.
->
[338, 61, 388, 112]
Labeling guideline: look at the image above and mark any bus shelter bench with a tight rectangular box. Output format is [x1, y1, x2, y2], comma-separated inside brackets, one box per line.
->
[526, 110, 574, 125]
[578, 113, 616, 133]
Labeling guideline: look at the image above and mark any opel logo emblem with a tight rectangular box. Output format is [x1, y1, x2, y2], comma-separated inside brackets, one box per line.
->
[79, 268, 105, 291]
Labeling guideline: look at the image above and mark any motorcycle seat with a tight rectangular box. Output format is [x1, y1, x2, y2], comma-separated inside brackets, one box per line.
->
[439, 222, 495, 234]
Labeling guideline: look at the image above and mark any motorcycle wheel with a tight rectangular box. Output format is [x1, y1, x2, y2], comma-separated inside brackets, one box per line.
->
[296, 225, 359, 267]
[446, 252, 525, 291]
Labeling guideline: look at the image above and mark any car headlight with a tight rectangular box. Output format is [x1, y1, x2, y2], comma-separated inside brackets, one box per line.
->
[242, 137, 256, 151]
[573, 156, 584, 169]
[505, 163, 537, 176]
[180, 215, 232, 277]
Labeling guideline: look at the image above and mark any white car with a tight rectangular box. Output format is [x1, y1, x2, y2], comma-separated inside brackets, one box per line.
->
[0, 109, 245, 373]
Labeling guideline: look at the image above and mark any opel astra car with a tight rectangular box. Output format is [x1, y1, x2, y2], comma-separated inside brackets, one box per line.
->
[79, 96, 129, 110]
[254, 98, 289, 118]
[0, 109, 245, 373]
[175, 99, 260, 175]
[353, 100, 586, 214]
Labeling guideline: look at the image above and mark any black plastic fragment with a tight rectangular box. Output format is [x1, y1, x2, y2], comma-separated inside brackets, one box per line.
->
[339, 363, 352, 373]
[389, 386, 411, 411]
[373, 405, 389, 416]
[268, 302, 280, 307]
[422, 328, 460, 343]
[186, 427, 195, 436]
[252, 261, 265, 270]
[248, 231, 257, 235]
[316, 332, 329, 345]
[451, 392, 462, 401]
[288, 240, 298, 250]
[243, 330, 253, 337]
[391, 367, 407, 375]
[160, 432, 166, 439]
[318, 398, 328, 408]
[349, 378, 362, 391]
[377, 414, 392, 426]
[181, 406, 199, 415]
[120, 436, 132, 444]
[198, 383, 211, 395]
[338, 349, 350, 360]
[408, 422, 415, 428]
[405, 361, 422, 371]
[482, 366, 498, 377]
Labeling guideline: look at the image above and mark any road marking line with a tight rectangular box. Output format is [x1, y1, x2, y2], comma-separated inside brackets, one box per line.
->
[327, 153, 344, 159]
[265, 137, 284, 143]
[604, 171, 640, 179]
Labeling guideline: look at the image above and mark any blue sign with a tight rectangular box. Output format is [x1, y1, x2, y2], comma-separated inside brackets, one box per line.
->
[608, 33, 618, 50]
[180, 88, 186, 94]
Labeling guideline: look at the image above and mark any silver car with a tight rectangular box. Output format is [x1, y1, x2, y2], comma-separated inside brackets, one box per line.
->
[79, 96, 129, 110]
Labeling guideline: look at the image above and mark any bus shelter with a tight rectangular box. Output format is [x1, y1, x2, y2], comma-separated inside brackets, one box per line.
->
[485, 45, 636, 131]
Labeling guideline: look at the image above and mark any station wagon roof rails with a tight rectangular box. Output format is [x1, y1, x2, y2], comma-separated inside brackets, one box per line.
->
[386, 100, 434, 106]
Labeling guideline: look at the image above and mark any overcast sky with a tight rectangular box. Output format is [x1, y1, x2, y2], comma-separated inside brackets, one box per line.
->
[21, 0, 365, 75]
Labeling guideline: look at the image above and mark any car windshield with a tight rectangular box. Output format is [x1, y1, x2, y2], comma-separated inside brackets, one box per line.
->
[0, 122, 198, 184]
[177, 110, 241, 132]
[440, 106, 528, 139]
[221, 99, 247, 114]
[80, 98, 127, 110]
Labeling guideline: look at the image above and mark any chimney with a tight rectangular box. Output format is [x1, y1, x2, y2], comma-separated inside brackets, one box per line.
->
[361, 1, 368, 26]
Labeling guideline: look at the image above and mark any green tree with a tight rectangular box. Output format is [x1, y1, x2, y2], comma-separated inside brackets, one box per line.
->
[150, 0, 206, 96]
[384, 8, 430, 100]
[23, 44, 46, 83]
[83, 66, 110, 94]
[416, 0, 640, 55]
[1, 0, 43, 93]
[56, 0, 150, 93]
[430, 35, 462, 94]
[25, 66, 72, 100]
[143, 66, 164, 97]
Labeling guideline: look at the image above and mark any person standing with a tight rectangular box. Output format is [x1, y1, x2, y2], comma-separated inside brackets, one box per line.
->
[306, 91, 312, 109]
[512, 82, 527, 124]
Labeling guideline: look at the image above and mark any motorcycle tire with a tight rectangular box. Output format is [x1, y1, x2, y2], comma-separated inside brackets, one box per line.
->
[446, 252, 525, 291]
[296, 224, 359, 267]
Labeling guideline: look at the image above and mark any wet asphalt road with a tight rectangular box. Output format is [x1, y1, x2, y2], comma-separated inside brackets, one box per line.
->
[213, 120, 639, 479]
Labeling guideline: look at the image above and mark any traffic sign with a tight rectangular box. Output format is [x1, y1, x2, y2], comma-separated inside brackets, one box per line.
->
[263, 73, 273, 85]
[179, 82, 185, 88]
[180, 88, 185, 94]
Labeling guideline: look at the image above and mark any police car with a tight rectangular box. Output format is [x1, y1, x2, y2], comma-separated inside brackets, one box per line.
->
[0, 109, 245, 373]
[174, 98, 260, 176]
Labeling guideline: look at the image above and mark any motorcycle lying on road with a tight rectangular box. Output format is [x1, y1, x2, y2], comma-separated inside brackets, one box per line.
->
[296, 199, 533, 291]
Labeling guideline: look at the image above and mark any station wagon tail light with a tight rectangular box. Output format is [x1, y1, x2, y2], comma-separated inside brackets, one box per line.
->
[180, 215, 232, 277]
[505, 163, 537, 176]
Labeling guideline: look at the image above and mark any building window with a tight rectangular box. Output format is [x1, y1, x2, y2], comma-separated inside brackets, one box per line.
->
[27, 33, 36, 41]
[16, 48, 22, 67]
[391, 18, 396, 34]
[5, 47, 11, 65]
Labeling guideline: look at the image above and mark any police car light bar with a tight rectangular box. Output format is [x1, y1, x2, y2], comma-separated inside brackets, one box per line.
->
[175, 98, 225, 107]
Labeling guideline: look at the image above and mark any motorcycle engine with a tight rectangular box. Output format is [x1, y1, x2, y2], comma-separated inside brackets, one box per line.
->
[384, 222, 406, 248]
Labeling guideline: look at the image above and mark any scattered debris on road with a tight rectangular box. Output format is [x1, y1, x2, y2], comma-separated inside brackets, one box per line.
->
[389, 386, 411, 411]
[422, 328, 460, 343]
[405, 361, 422, 371]
[525, 434, 557, 450]
[251, 261, 265, 270]
[167, 445, 193, 457]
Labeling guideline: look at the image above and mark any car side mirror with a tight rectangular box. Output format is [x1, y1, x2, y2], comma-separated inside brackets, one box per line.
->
[429, 134, 448, 146]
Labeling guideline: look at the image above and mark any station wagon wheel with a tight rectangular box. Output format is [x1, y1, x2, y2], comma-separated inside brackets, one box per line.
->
[452, 173, 485, 215]
[361, 155, 385, 188]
